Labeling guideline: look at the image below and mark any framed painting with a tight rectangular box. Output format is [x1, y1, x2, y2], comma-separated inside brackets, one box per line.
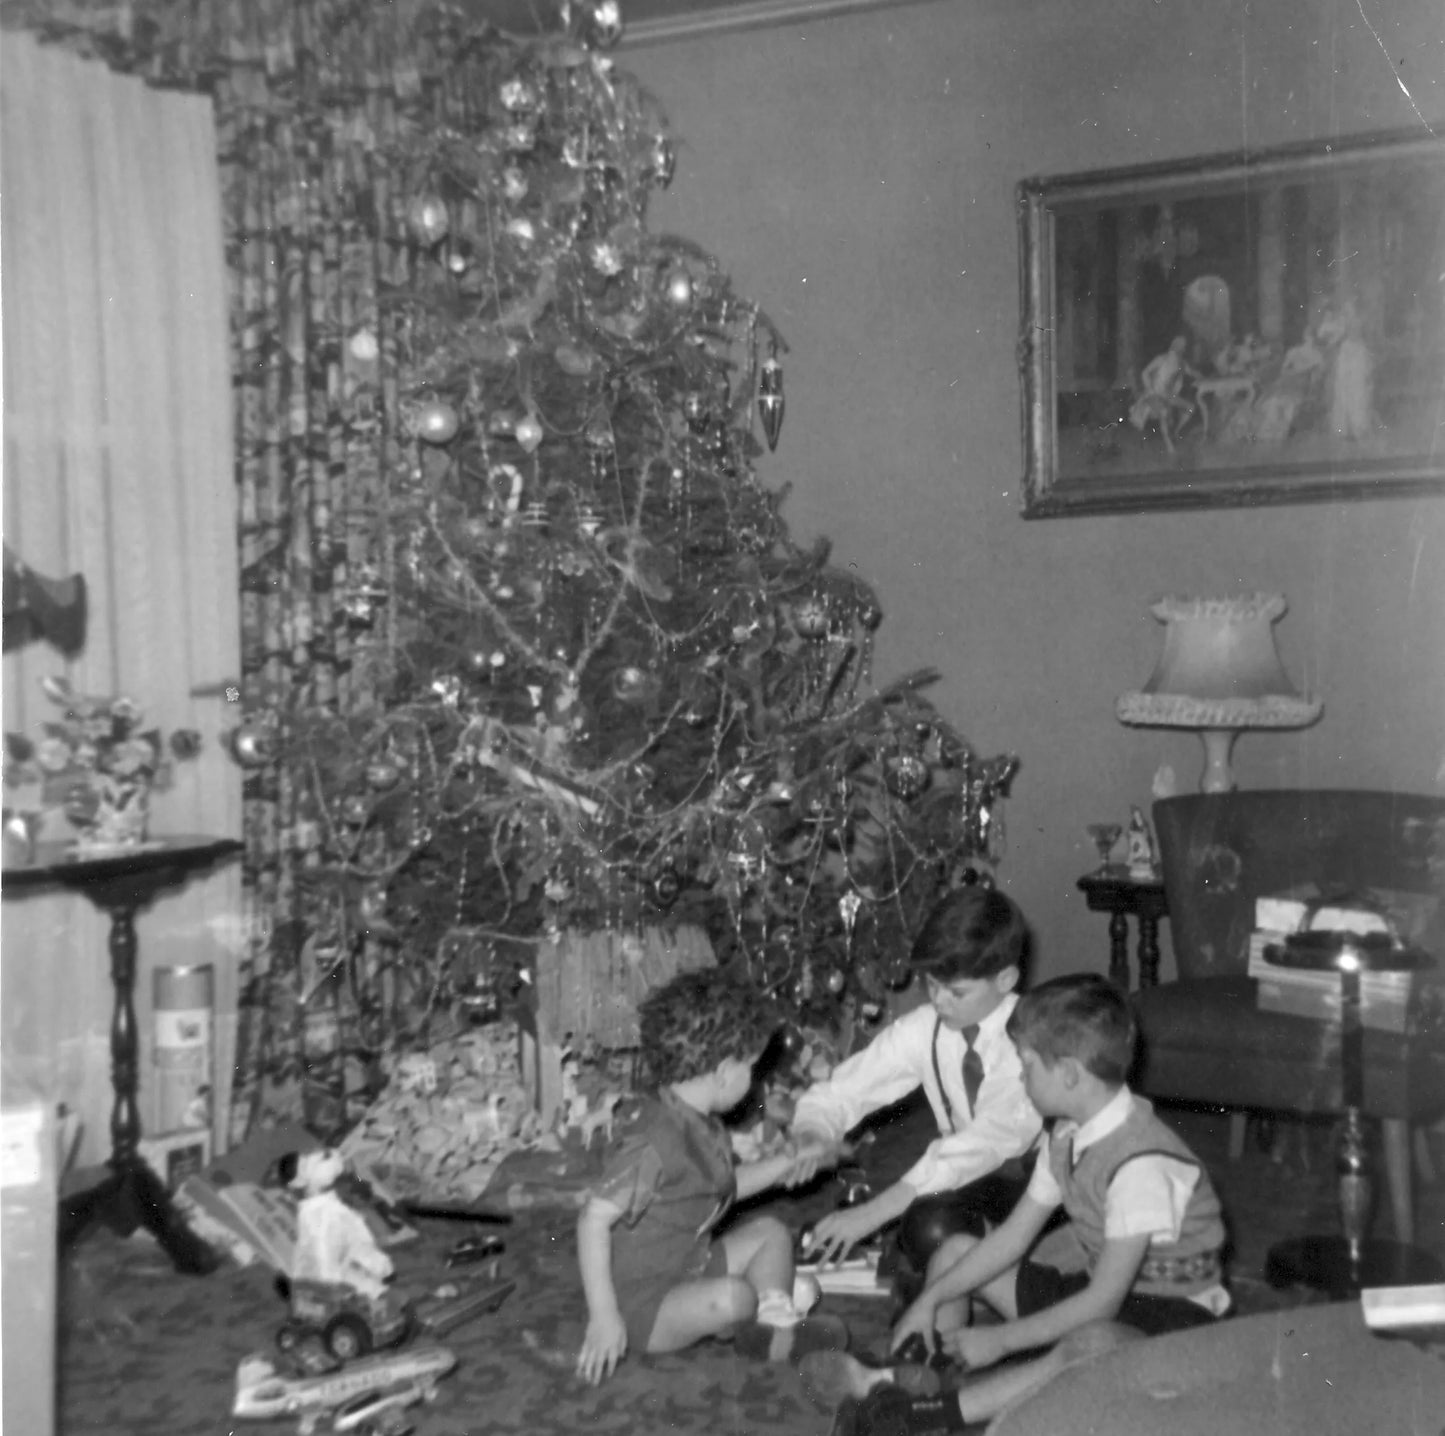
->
[1016, 129, 1445, 517]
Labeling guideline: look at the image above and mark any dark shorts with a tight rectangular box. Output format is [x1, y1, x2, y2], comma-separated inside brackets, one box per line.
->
[617, 1240, 728, 1350]
[1015, 1260, 1221, 1337]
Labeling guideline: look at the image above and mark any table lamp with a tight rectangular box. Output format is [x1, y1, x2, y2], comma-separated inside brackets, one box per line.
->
[1116, 593, 1322, 793]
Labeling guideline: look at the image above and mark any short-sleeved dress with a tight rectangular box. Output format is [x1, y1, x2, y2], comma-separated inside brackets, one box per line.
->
[588, 1087, 737, 1345]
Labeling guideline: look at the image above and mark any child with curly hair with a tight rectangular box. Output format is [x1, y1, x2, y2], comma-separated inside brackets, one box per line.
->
[574, 966, 847, 1385]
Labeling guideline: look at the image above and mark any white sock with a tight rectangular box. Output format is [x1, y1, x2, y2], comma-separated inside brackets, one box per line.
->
[755, 1289, 801, 1328]
[792, 1272, 822, 1318]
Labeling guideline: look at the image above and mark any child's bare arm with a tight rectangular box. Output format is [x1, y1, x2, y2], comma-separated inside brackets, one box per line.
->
[892, 1194, 1053, 1350]
[954, 1232, 1149, 1370]
[733, 1147, 802, 1202]
[576, 1195, 628, 1385]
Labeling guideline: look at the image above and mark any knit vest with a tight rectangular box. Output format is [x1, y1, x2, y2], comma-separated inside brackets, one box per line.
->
[1047, 1095, 1226, 1299]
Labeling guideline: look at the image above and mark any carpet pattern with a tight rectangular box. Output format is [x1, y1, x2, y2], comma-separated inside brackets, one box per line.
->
[55, 1100, 1444, 1435]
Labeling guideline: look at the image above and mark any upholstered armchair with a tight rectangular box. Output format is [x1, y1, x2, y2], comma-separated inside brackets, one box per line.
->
[1132, 789, 1445, 1246]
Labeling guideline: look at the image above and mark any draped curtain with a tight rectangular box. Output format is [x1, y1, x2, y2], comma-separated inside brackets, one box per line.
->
[2, 0, 510, 1139]
[1, 29, 241, 1163]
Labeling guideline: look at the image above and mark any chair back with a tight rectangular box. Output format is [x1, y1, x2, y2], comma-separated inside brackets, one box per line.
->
[1152, 790, 1445, 982]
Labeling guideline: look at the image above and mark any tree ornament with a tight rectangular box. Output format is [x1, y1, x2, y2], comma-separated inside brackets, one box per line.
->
[340, 793, 371, 826]
[365, 759, 401, 791]
[757, 357, 785, 452]
[415, 397, 460, 445]
[576, 502, 601, 536]
[682, 392, 711, 433]
[522, 501, 549, 530]
[885, 752, 931, 801]
[838, 890, 862, 934]
[514, 412, 544, 453]
[664, 267, 693, 307]
[348, 328, 379, 362]
[590, 241, 623, 276]
[826, 968, 846, 995]
[228, 723, 276, 768]
[430, 674, 463, 706]
[445, 239, 473, 276]
[407, 193, 450, 247]
[501, 166, 529, 202]
[500, 78, 539, 113]
[651, 864, 682, 910]
[504, 121, 538, 154]
[611, 665, 656, 703]
[859, 600, 884, 631]
[589, 0, 624, 47]
[340, 592, 377, 627]
[504, 217, 536, 246]
[649, 135, 676, 189]
[792, 597, 830, 639]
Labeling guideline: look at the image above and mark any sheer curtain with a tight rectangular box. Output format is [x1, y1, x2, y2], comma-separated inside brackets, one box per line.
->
[1, 32, 242, 1164]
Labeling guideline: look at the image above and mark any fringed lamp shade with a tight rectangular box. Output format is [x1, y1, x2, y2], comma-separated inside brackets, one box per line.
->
[1117, 594, 1322, 793]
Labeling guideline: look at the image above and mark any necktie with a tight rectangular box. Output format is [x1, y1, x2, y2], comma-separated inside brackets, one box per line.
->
[961, 1025, 983, 1118]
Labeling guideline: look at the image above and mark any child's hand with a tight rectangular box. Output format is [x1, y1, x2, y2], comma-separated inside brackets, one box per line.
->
[782, 1137, 837, 1189]
[576, 1310, 628, 1386]
[889, 1297, 938, 1355]
[944, 1324, 1007, 1372]
[804, 1205, 874, 1264]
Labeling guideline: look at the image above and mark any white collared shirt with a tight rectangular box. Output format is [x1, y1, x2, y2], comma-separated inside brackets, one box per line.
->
[790, 993, 1041, 1196]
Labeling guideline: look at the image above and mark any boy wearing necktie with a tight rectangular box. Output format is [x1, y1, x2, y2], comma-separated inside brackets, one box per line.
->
[786, 889, 1042, 1292]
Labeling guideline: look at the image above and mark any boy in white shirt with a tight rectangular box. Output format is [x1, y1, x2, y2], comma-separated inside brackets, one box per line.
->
[801, 973, 1229, 1434]
[785, 889, 1042, 1291]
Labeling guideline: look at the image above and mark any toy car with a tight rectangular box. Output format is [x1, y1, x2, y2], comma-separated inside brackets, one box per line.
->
[411, 1270, 517, 1337]
[446, 1232, 505, 1266]
[277, 1279, 412, 1362]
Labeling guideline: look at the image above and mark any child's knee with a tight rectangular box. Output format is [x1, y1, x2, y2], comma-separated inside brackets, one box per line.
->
[926, 1231, 979, 1279]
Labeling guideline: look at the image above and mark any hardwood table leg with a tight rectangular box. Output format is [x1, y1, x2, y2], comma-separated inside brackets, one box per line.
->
[1108, 912, 1130, 989]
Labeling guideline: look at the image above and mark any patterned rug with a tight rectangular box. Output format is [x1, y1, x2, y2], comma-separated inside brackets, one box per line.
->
[56, 1099, 1435, 1435]
[57, 1185, 880, 1436]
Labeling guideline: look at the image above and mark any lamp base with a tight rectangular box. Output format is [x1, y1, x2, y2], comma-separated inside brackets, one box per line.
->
[1265, 1235, 1443, 1300]
[1197, 729, 1239, 794]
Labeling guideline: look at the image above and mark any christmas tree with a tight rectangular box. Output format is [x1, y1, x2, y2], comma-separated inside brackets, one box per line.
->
[232, 0, 1018, 1086]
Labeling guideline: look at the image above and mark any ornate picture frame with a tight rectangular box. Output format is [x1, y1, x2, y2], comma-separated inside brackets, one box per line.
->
[1016, 129, 1445, 517]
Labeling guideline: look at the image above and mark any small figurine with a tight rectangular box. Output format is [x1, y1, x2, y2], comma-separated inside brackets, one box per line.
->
[290, 1149, 395, 1301]
[1126, 806, 1160, 881]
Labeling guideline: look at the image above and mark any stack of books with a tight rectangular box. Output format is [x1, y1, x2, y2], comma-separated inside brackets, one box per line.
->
[1247, 888, 1418, 1032]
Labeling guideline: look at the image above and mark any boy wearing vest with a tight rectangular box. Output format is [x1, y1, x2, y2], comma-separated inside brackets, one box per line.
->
[574, 967, 847, 1386]
[801, 972, 1229, 1434]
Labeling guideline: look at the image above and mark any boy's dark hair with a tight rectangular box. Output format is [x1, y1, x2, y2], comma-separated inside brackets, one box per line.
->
[1006, 974, 1135, 1084]
[909, 886, 1027, 983]
[637, 966, 782, 1088]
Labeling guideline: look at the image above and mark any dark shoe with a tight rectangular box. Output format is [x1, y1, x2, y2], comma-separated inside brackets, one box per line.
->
[735, 1312, 850, 1362]
[799, 1351, 942, 1412]
[828, 1386, 917, 1436]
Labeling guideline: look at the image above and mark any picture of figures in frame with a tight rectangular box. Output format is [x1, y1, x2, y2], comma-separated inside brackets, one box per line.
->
[1017, 129, 1445, 516]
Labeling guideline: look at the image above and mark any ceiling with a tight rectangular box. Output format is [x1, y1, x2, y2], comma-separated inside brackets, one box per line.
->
[481, 0, 924, 47]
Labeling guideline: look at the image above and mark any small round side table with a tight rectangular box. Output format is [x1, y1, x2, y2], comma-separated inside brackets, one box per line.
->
[1262, 929, 1443, 1298]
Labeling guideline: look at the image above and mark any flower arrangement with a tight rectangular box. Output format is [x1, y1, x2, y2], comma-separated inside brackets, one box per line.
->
[4, 676, 202, 848]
